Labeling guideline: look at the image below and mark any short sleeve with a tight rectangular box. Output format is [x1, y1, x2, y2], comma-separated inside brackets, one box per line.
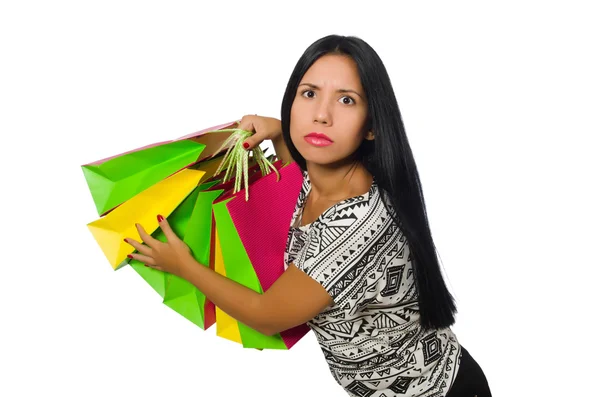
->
[293, 191, 383, 307]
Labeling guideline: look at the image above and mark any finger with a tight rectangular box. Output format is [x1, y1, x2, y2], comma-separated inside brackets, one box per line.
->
[238, 115, 276, 151]
[142, 260, 164, 272]
[242, 134, 263, 151]
[123, 238, 152, 256]
[156, 214, 178, 242]
[235, 114, 255, 126]
[136, 223, 159, 249]
[237, 116, 256, 134]
[238, 115, 261, 151]
[237, 114, 256, 131]
[145, 263, 163, 271]
[127, 253, 156, 266]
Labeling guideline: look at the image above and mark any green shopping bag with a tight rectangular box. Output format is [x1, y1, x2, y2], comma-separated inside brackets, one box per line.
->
[125, 153, 271, 329]
[82, 140, 207, 217]
[81, 122, 237, 216]
[128, 179, 221, 330]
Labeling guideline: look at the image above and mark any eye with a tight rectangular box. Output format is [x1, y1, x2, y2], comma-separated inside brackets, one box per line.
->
[339, 96, 355, 105]
[301, 90, 316, 98]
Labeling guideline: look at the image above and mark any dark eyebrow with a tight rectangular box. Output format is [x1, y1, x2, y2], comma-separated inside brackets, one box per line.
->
[298, 83, 364, 100]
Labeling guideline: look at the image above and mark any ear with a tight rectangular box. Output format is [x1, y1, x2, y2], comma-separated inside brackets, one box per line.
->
[365, 130, 375, 141]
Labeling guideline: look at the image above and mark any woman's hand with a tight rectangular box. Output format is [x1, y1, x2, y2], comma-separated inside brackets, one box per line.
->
[238, 115, 282, 149]
[238, 115, 293, 164]
[124, 215, 194, 279]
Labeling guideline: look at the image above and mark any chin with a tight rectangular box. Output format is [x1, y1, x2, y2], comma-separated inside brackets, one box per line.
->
[292, 138, 357, 167]
[301, 151, 356, 169]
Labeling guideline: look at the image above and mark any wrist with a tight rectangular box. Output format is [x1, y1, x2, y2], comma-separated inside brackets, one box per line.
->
[272, 134, 284, 144]
[268, 118, 283, 141]
[178, 253, 203, 280]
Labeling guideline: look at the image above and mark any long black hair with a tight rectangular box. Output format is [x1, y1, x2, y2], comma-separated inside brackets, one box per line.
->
[280, 35, 457, 330]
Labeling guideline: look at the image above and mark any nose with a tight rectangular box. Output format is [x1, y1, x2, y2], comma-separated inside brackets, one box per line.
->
[313, 98, 332, 126]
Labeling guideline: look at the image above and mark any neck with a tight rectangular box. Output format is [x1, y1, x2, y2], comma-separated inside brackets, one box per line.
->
[306, 159, 373, 202]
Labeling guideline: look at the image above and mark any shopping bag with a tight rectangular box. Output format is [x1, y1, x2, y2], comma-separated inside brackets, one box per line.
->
[212, 161, 310, 350]
[122, 157, 269, 330]
[213, 226, 243, 343]
[82, 121, 237, 216]
[87, 168, 206, 270]
[127, 181, 212, 299]
[194, 164, 267, 336]
[128, 180, 222, 330]
[211, 160, 286, 348]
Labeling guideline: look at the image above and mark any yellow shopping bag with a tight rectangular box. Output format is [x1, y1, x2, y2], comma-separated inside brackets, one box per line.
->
[213, 227, 243, 344]
[87, 168, 206, 269]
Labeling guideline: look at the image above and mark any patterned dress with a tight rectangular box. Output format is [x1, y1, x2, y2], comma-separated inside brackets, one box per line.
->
[283, 172, 462, 397]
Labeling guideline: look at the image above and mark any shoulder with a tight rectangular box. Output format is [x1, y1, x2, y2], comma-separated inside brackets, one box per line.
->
[315, 181, 393, 235]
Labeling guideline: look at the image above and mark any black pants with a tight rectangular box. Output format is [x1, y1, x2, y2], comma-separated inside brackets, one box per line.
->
[445, 346, 491, 397]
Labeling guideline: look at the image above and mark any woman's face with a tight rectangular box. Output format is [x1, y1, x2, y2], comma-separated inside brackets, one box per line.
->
[290, 54, 373, 167]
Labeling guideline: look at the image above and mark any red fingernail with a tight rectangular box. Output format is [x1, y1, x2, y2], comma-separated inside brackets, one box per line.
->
[127, 255, 133, 259]
[144, 264, 149, 267]
[123, 239, 128, 243]
[243, 142, 250, 150]
[157, 214, 164, 222]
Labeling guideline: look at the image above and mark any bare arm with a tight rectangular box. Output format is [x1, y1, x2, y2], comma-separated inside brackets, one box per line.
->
[128, 219, 328, 336]
[180, 256, 332, 336]
[271, 134, 293, 164]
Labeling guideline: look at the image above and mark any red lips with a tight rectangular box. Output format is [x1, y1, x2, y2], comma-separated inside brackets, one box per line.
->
[304, 132, 334, 147]
[305, 132, 333, 142]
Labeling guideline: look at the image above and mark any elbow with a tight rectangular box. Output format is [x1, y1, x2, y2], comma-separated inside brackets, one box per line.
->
[261, 328, 277, 337]
[258, 317, 300, 337]
[261, 325, 287, 337]
[252, 320, 272, 336]
[256, 316, 279, 337]
[249, 297, 278, 336]
[254, 301, 285, 337]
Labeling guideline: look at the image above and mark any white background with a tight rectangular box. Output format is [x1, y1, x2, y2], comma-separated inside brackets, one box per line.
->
[1, 1, 599, 396]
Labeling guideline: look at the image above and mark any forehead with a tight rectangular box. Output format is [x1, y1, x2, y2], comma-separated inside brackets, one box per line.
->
[301, 54, 363, 90]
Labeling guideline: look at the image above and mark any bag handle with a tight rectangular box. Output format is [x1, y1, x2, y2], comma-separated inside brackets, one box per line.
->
[209, 127, 280, 201]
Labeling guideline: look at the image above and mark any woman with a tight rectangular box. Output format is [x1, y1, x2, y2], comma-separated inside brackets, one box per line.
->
[125, 35, 491, 396]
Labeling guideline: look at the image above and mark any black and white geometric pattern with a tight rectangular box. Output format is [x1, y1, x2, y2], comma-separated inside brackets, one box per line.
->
[284, 172, 461, 397]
